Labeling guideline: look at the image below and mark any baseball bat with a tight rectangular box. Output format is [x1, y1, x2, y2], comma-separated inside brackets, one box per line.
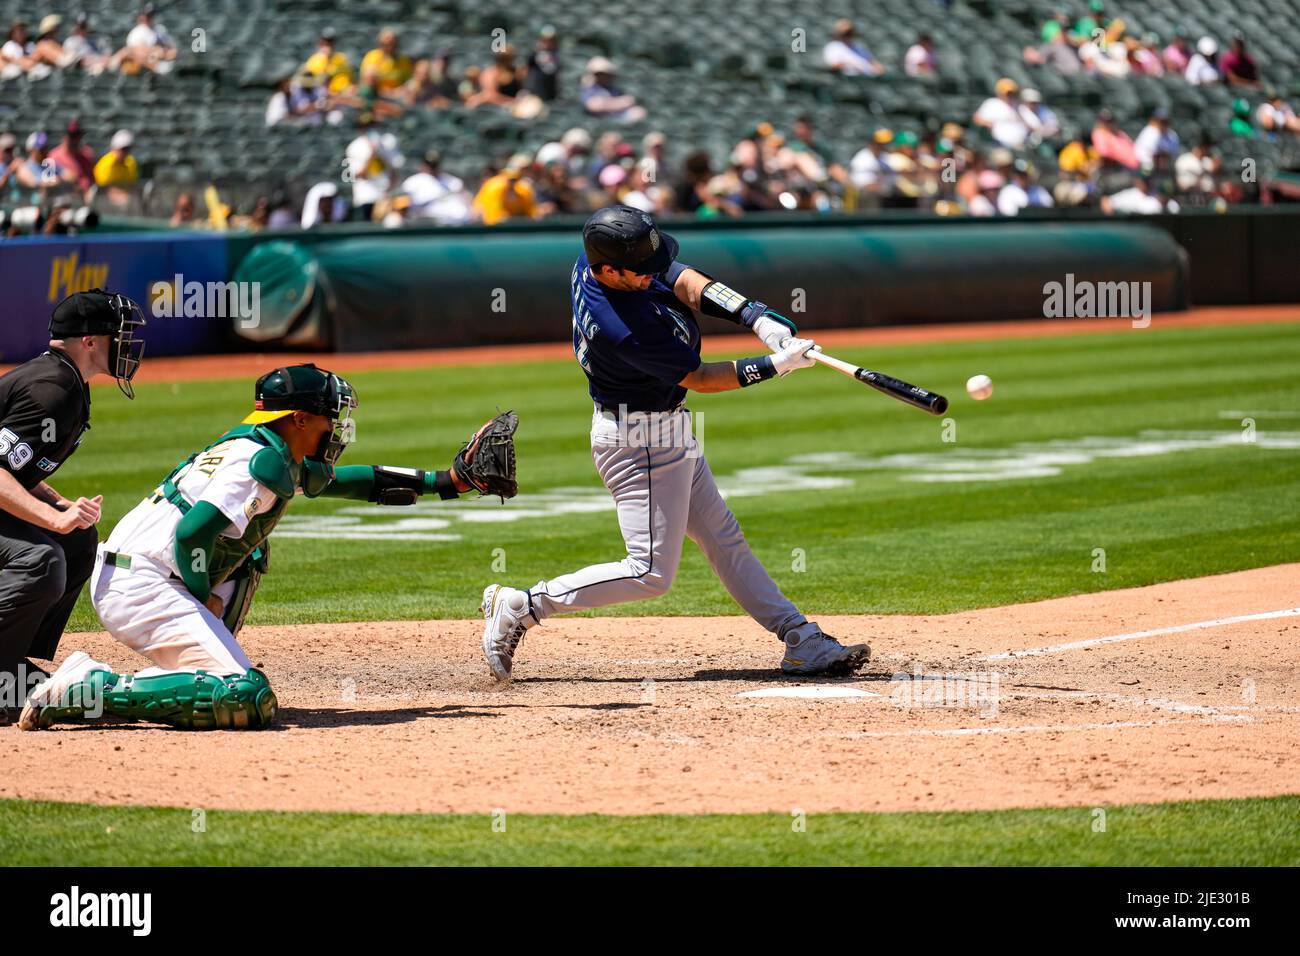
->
[808, 349, 949, 415]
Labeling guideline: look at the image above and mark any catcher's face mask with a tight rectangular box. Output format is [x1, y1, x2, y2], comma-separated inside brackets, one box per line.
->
[315, 373, 358, 466]
[107, 293, 147, 399]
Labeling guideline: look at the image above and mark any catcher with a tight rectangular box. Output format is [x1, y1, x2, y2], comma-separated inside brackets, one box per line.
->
[19, 363, 517, 731]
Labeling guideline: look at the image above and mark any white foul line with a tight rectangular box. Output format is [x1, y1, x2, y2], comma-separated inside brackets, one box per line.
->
[832, 714, 1252, 739]
[983, 608, 1300, 660]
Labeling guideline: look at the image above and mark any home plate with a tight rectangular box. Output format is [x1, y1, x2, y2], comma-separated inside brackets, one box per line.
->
[736, 687, 880, 699]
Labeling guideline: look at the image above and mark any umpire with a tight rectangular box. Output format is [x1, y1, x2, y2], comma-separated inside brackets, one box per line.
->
[0, 289, 145, 721]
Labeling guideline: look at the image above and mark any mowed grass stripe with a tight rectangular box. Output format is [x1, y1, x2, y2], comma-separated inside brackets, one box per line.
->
[1, 796, 1295, 866]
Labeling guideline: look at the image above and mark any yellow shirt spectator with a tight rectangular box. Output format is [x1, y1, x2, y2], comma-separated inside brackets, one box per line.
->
[1058, 140, 1099, 174]
[360, 47, 413, 93]
[473, 172, 537, 225]
[94, 151, 139, 187]
[303, 49, 353, 94]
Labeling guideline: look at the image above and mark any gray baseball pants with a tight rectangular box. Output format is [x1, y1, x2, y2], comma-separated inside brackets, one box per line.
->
[526, 407, 806, 638]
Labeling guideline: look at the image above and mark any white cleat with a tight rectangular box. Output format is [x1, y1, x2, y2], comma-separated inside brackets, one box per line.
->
[780, 625, 871, 677]
[480, 584, 532, 682]
[18, 651, 100, 731]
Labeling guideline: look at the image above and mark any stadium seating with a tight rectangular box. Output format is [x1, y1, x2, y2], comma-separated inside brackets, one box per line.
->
[1, 0, 1297, 216]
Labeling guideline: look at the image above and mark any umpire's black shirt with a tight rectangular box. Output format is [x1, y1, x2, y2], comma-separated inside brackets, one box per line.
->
[0, 350, 91, 492]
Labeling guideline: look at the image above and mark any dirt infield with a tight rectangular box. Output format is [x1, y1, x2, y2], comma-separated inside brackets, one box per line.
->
[4, 564, 1296, 815]
[8, 304, 1293, 385]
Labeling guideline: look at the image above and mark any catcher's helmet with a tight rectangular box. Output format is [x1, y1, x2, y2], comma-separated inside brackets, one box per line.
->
[244, 363, 358, 465]
[582, 205, 678, 276]
[49, 289, 147, 399]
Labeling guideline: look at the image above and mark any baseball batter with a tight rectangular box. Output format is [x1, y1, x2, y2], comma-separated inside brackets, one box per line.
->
[481, 205, 869, 681]
[21, 364, 517, 731]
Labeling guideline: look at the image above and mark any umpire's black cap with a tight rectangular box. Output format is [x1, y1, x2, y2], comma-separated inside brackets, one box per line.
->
[49, 289, 129, 337]
[582, 205, 678, 276]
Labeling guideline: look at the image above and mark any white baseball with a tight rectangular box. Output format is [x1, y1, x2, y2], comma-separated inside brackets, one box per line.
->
[966, 374, 994, 401]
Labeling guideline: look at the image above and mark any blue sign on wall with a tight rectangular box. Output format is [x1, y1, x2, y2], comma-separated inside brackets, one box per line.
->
[0, 231, 229, 363]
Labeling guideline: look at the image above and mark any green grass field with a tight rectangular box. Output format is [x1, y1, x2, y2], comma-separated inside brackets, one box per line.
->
[13, 319, 1299, 867]
[60, 320, 1300, 630]
[2, 796, 1295, 865]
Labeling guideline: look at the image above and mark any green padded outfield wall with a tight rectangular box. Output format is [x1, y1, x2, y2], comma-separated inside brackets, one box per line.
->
[231, 221, 1189, 351]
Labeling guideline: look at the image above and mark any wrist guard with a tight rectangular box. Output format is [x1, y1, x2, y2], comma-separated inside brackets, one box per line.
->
[736, 355, 777, 387]
[370, 466, 427, 506]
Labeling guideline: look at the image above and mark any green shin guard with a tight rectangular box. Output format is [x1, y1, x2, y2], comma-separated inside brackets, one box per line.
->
[37, 668, 279, 730]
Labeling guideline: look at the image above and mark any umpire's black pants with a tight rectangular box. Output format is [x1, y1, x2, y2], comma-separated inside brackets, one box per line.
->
[0, 510, 98, 684]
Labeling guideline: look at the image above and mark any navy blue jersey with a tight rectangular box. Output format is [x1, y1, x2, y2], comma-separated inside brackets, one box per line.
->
[570, 254, 702, 412]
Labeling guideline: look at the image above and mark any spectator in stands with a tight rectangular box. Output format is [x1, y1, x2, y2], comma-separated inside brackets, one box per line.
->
[32, 15, 68, 68]
[533, 145, 582, 216]
[524, 26, 561, 102]
[1185, 37, 1220, 86]
[361, 28, 413, 95]
[1018, 89, 1060, 145]
[1219, 34, 1259, 88]
[267, 192, 296, 229]
[641, 131, 668, 187]
[823, 18, 883, 76]
[1228, 99, 1256, 138]
[579, 58, 646, 122]
[1175, 136, 1220, 194]
[1133, 108, 1180, 170]
[425, 49, 460, 107]
[93, 129, 139, 206]
[2, 20, 51, 80]
[301, 181, 346, 227]
[62, 13, 110, 74]
[170, 192, 196, 227]
[1092, 109, 1139, 170]
[4, 132, 56, 200]
[587, 131, 625, 181]
[968, 170, 1002, 216]
[783, 115, 847, 185]
[1102, 175, 1164, 214]
[1066, 0, 1107, 41]
[471, 45, 523, 109]
[560, 126, 593, 184]
[112, 4, 176, 75]
[1078, 26, 1130, 78]
[473, 153, 538, 225]
[1258, 93, 1300, 135]
[1039, 10, 1070, 43]
[302, 27, 352, 95]
[1054, 168, 1097, 207]
[458, 65, 482, 102]
[997, 160, 1053, 216]
[974, 78, 1030, 150]
[401, 149, 472, 225]
[399, 59, 438, 107]
[47, 120, 96, 198]
[1162, 31, 1192, 75]
[0, 133, 17, 202]
[266, 75, 292, 126]
[903, 34, 936, 77]
[1128, 34, 1164, 76]
[675, 150, 715, 213]
[344, 113, 404, 220]
[1023, 27, 1081, 75]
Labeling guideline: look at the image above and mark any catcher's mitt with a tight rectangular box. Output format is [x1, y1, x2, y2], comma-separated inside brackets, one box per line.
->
[454, 411, 518, 501]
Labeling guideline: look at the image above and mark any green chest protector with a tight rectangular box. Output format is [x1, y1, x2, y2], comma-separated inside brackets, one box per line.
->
[152, 425, 334, 632]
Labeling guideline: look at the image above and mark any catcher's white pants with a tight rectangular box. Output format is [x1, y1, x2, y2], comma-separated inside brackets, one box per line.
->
[528, 407, 806, 637]
[89, 546, 249, 676]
